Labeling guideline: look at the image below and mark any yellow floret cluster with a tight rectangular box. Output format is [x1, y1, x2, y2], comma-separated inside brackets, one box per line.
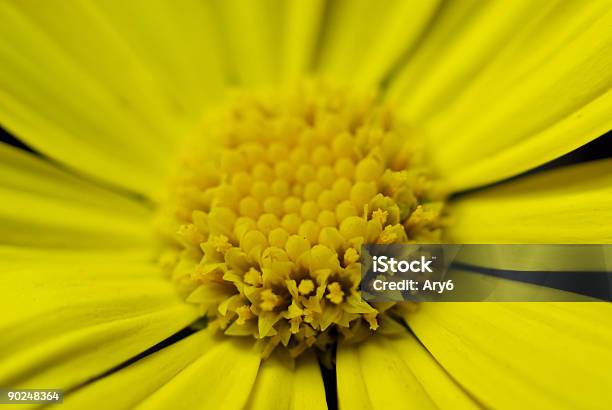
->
[159, 81, 445, 357]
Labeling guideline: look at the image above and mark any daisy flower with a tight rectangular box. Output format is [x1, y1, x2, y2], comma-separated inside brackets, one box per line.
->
[1, 1, 611, 409]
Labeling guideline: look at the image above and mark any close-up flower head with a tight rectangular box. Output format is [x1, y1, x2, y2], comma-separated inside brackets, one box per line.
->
[0, 0, 611, 409]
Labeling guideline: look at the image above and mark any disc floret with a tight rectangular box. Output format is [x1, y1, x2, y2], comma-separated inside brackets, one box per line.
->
[161, 81, 444, 357]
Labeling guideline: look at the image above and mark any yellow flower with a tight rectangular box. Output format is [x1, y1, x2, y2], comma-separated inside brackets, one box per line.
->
[0, 1, 611, 409]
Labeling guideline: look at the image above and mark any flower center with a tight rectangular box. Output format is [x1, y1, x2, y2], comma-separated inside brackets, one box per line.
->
[159, 80, 445, 358]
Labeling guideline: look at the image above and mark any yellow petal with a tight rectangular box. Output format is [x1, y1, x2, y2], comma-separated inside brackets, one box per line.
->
[282, 0, 325, 81]
[246, 353, 292, 410]
[1, 260, 168, 330]
[404, 302, 612, 409]
[0, 186, 153, 247]
[336, 342, 373, 410]
[0, 143, 153, 247]
[92, 0, 226, 118]
[136, 338, 261, 410]
[316, 0, 440, 87]
[246, 350, 326, 410]
[0, 259, 197, 389]
[437, 86, 612, 190]
[388, 0, 533, 117]
[62, 331, 216, 410]
[210, 0, 282, 85]
[386, 333, 480, 410]
[389, 1, 612, 190]
[338, 337, 438, 409]
[0, 245, 154, 268]
[291, 352, 327, 410]
[0, 0, 226, 195]
[446, 158, 612, 243]
[0, 143, 143, 212]
[337, 332, 478, 410]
